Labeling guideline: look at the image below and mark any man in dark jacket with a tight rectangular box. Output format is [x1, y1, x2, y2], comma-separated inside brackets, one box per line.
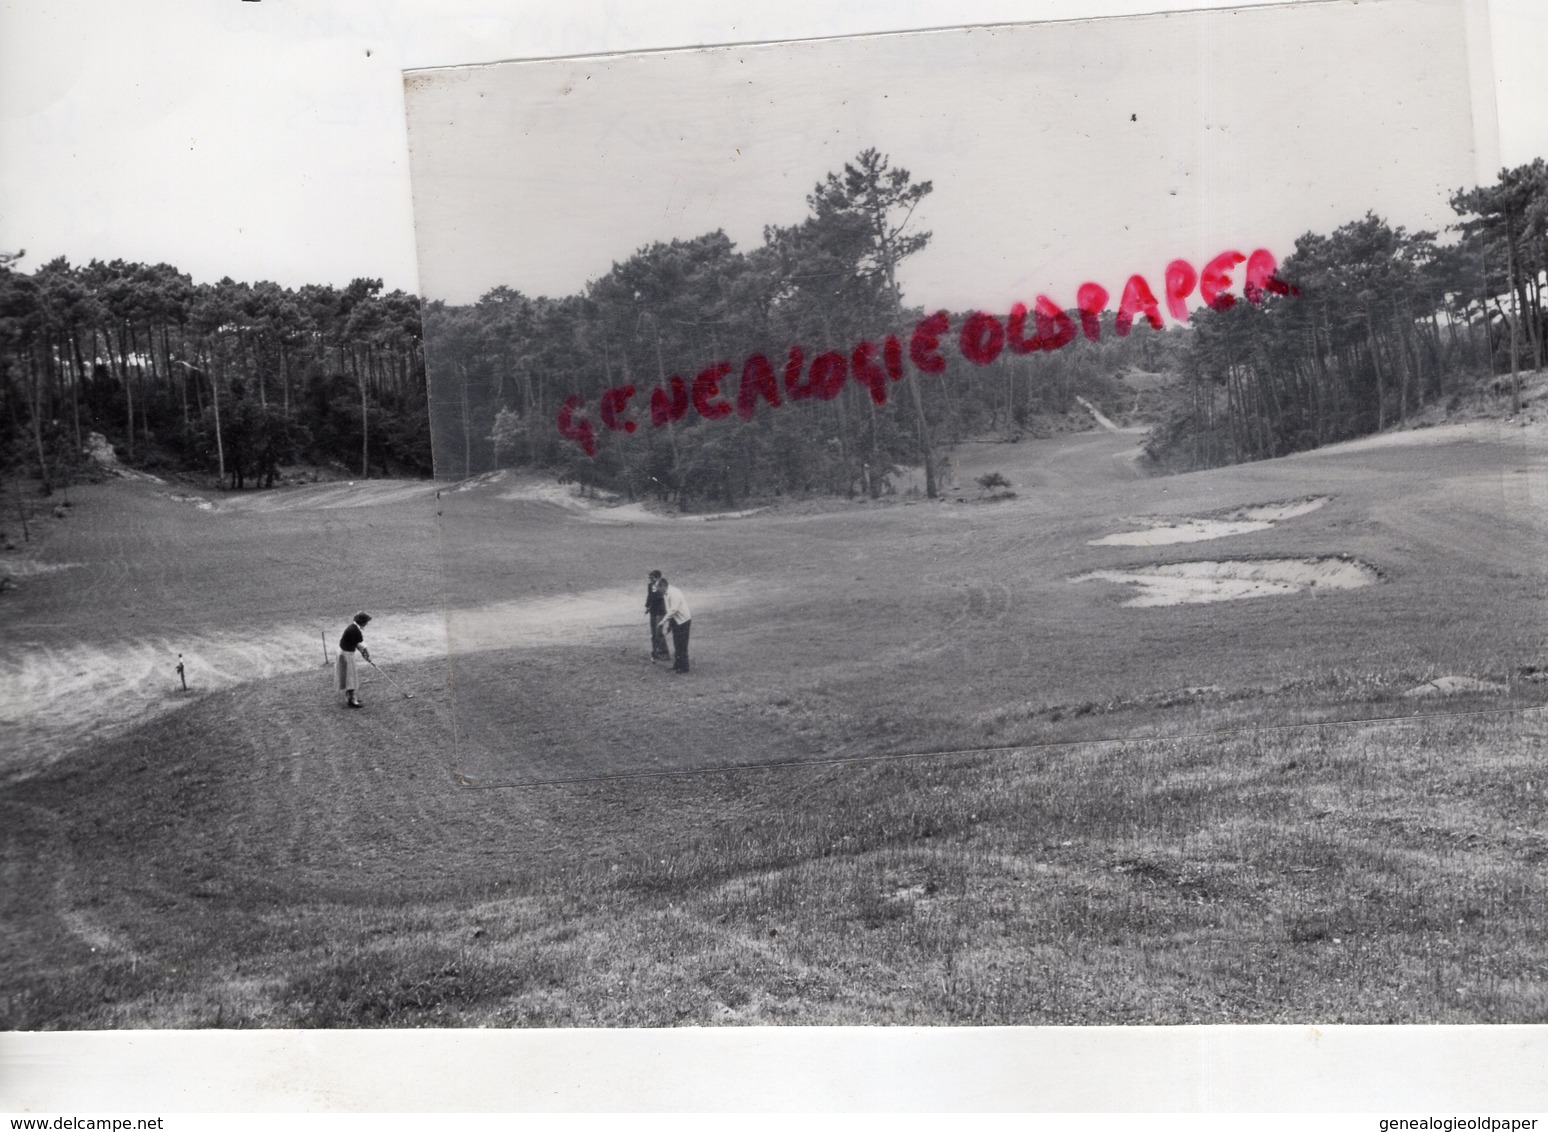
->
[646, 570, 670, 662]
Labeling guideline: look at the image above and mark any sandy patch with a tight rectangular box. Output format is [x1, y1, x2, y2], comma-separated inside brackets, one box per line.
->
[1091, 497, 1329, 547]
[498, 480, 634, 518]
[448, 469, 510, 491]
[84, 431, 165, 483]
[687, 507, 770, 522]
[110, 468, 166, 484]
[0, 581, 757, 775]
[1401, 676, 1506, 697]
[1074, 556, 1379, 607]
[1241, 499, 1330, 523]
[497, 479, 766, 522]
[1093, 518, 1272, 547]
[1295, 420, 1545, 458]
[406, 579, 755, 654]
[1075, 395, 1120, 431]
[213, 481, 440, 512]
[0, 559, 84, 578]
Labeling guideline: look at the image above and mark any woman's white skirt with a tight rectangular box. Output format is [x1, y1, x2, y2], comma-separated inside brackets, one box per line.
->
[336, 650, 358, 692]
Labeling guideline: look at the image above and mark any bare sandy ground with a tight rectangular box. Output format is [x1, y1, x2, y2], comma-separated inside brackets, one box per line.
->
[1288, 419, 1547, 456]
[1, 467, 784, 776]
[0, 558, 84, 578]
[1091, 497, 1330, 546]
[496, 476, 767, 522]
[0, 580, 758, 776]
[209, 480, 440, 512]
[1074, 395, 1120, 431]
[1073, 556, 1381, 607]
[1402, 675, 1507, 697]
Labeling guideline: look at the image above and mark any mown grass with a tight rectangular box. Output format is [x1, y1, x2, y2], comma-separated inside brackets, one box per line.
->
[5, 416, 1547, 1028]
[277, 705, 1548, 1025]
[5, 692, 1544, 1028]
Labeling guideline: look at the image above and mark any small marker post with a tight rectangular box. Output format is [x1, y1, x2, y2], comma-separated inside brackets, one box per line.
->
[321, 630, 330, 667]
[176, 654, 187, 691]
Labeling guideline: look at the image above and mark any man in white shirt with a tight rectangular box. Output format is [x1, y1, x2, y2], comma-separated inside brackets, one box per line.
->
[659, 577, 692, 673]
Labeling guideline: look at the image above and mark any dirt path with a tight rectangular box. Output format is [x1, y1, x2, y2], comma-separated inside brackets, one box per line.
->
[1074, 395, 1121, 431]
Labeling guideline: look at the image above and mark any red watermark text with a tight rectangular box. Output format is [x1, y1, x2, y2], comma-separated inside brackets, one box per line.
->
[556, 247, 1295, 455]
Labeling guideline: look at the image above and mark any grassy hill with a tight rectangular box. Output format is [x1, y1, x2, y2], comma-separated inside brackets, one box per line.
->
[3, 408, 1547, 1026]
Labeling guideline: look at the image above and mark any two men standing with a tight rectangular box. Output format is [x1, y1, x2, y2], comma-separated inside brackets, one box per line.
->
[645, 570, 692, 673]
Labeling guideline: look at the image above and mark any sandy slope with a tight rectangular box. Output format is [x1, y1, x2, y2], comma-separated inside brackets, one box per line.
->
[0, 578, 761, 776]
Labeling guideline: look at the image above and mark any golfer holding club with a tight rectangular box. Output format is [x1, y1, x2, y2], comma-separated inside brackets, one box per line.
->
[646, 569, 670, 662]
[336, 611, 372, 708]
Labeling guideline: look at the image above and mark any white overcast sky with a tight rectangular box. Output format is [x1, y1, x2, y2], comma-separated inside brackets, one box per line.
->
[1, 0, 1544, 309]
[407, 0, 1494, 312]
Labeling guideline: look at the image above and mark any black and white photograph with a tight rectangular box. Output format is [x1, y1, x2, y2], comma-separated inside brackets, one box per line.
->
[3, 0, 1548, 1112]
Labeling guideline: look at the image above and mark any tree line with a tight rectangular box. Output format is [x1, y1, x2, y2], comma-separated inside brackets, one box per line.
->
[0, 258, 431, 494]
[424, 148, 1166, 508]
[1145, 159, 1548, 471]
[15, 149, 1513, 501]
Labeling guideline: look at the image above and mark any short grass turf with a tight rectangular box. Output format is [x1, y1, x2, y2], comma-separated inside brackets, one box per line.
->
[4, 418, 1548, 1026]
[438, 424, 1548, 783]
[2, 679, 1544, 1027]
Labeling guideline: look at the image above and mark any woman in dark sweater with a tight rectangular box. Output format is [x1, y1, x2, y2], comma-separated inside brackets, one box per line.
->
[336, 612, 372, 708]
[646, 571, 670, 661]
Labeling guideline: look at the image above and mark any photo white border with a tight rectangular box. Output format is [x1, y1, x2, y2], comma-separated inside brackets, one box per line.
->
[2, 0, 1545, 1115]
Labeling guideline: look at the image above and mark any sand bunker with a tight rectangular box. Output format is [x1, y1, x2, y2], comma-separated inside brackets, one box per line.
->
[118, 480, 443, 514]
[448, 469, 509, 491]
[498, 479, 766, 523]
[214, 480, 439, 512]
[1401, 676, 1506, 697]
[1074, 556, 1379, 607]
[0, 581, 757, 775]
[1091, 497, 1329, 546]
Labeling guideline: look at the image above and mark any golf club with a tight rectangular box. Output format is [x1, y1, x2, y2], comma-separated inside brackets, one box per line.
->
[365, 657, 415, 699]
